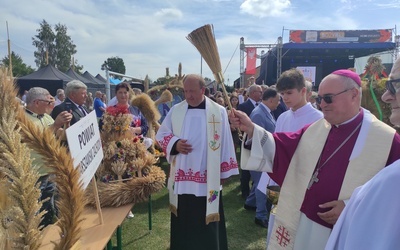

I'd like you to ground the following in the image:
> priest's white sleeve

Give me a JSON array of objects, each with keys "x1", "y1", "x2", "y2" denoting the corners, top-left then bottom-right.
[{"x1": 240, "y1": 124, "x2": 275, "y2": 172}]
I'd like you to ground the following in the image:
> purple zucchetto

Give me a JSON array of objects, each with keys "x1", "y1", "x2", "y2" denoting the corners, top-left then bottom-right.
[{"x1": 331, "y1": 69, "x2": 362, "y2": 86}]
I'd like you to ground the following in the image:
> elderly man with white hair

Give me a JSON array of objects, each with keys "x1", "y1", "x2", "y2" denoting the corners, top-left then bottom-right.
[
  {"x1": 25, "y1": 87, "x2": 72, "y2": 227},
  {"x1": 54, "y1": 88, "x2": 65, "y2": 106},
  {"x1": 51, "y1": 80, "x2": 88, "y2": 126}
]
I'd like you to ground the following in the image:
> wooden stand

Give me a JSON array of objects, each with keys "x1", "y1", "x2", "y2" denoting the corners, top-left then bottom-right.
[{"x1": 39, "y1": 203, "x2": 134, "y2": 250}]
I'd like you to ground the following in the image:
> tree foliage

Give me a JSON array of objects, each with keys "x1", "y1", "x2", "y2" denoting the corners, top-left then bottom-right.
[
  {"x1": 54, "y1": 23, "x2": 77, "y2": 72},
  {"x1": 1, "y1": 51, "x2": 35, "y2": 77},
  {"x1": 32, "y1": 20, "x2": 55, "y2": 68},
  {"x1": 101, "y1": 57, "x2": 126, "y2": 80},
  {"x1": 32, "y1": 20, "x2": 81, "y2": 72}
]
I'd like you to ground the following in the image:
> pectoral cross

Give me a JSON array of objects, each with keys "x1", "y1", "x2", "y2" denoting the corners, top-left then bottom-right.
[{"x1": 307, "y1": 169, "x2": 319, "y2": 190}]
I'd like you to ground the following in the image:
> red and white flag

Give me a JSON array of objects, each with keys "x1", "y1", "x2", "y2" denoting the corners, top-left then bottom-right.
[{"x1": 245, "y1": 47, "x2": 257, "y2": 74}]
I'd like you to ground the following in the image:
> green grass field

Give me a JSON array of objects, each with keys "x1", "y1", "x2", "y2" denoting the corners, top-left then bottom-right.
[{"x1": 118, "y1": 173, "x2": 267, "y2": 250}]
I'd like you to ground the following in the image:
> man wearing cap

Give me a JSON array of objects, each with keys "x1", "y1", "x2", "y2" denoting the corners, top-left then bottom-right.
[{"x1": 230, "y1": 69, "x2": 400, "y2": 250}]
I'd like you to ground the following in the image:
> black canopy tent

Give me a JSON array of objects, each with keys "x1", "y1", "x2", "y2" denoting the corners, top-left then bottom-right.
[
  {"x1": 65, "y1": 68, "x2": 106, "y2": 96},
  {"x1": 17, "y1": 65, "x2": 73, "y2": 96},
  {"x1": 257, "y1": 41, "x2": 396, "y2": 88},
  {"x1": 95, "y1": 74, "x2": 107, "y2": 83},
  {"x1": 65, "y1": 68, "x2": 94, "y2": 85},
  {"x1": 82, "y1": 71, "x2": 106, "y2": 85}
]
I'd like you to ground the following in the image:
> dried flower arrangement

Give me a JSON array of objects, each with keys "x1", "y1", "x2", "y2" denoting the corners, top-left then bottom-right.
[
  {"x1": 101, "y1": 105, "x2": 131, "y2": 135},
  {"x1": 86, "y1": 103, "x2": 166, "y2": 207}
]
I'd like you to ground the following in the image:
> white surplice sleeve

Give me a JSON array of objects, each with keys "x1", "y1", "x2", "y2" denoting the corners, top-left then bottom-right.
[{"x1": 240, "y1": 124, "x2": 276, "y2": 172}]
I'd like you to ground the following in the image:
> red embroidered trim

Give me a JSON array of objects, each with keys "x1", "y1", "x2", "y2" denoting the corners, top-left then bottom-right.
[
  {"x1": 221, "y1": 157, "x2": 238, "y2": 172},
  {"x1": 175, "y1": 169, "x2": 206, "y2": 183},
  {"x1": 158, "y1": 134, "x2": 174, "y2": 154},
  {"x1": 174, "y1": 157, "x2": 237, "y2": 184}
]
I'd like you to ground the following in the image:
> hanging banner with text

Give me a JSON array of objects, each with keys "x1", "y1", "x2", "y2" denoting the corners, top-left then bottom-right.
[
  {"x1": 245, "y1": 47, "x2": 257, "y2": 75},
  {"x1": 289, "y1": 29, "x2": 392, "y2": 43},
  {"x1": 66, "y1": 111, "x2": 103, "y2": 190}
]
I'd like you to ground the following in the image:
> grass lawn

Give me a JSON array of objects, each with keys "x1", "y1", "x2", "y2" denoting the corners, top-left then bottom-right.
[{"x1": 118, "y1": 172, "x2": 267, "y2": 250}]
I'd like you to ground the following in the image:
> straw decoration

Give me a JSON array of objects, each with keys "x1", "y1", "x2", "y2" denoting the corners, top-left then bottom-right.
[
  {"x1": 0, "y1": 67, "x2": 85, "y2": 249},
  {"x1": 186, "y1": 24, "x2": 232, "y2": 110},
  {"x1": 0, "y1": 68, "x2": 43, "y2": 249},
  {"x1": 17, "y1": 104, "x2": 85, "y2": 250},
  {"x1": 187, "y1": 24, "x2": 242, "y2": 138}
]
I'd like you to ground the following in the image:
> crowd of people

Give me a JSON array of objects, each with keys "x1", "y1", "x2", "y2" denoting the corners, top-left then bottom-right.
[{"x1": 15, "y1": 56, "x2": 400, "y2": 249}]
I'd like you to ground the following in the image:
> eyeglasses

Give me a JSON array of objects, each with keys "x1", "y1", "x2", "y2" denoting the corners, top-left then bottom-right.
[
  {"x1": 386, "y1": 78, "x2": 400, "y2": 95},
  {"x1": 36, "y1": 99, "x2": 55, "y2": 105},
  {"x1": 316, "y1": 88, "x2": 352, "y2": 105}
]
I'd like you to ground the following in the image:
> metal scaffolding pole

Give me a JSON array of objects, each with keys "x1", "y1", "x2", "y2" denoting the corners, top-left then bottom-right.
[
  {"x1": 240, "y1": 38, "x2": 279, "y2": 88},
  {"x1": 277, "y1": 36, "x2": 283, "y2": 79},
  {"x1": 240, "y1": 37, "x2": 245, "y2": 88}
]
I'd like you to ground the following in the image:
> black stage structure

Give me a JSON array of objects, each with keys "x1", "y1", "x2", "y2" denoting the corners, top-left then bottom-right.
[
  {"x1": 257, "y1": 42, "x2": 396, "y2": 88},
  {"x1": 249, "y1": 29, "x2": 398, "y2": 89}
]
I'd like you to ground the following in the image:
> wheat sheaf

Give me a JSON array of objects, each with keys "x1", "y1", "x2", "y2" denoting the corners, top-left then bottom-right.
[{"x1": 0, "y1": 68, "x2": 85, "y2": 249}]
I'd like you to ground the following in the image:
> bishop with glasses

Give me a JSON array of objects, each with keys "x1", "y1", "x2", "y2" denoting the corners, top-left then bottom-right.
[{"x1": 229, "y1": 69, "x2": 400, "y2": 250}]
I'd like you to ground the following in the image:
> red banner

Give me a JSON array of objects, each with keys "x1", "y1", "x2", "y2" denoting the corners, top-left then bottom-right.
[{"x1": 245, "y1": 47, "x2": 257, "y2": 74}]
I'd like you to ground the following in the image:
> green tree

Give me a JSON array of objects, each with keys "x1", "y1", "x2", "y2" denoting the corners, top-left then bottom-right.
[
  {"x1": 32, "y1": 20, "x2": 80, "y2": 71},
  {"x1": 32, "y1": 20, "x2": 55, "y2": 68},
  {"x1": 54, "y1": 23, "x2": 77, "y2": 72},
  {"x1": 102, "y1": 57, "x2": 126, "y2": 80},
  {"x1": 1, "y1": 51, "x2": 35, "y2": 77},
  {"x1": 71, "y1": 59, "x2": 84, "y2": 74}
]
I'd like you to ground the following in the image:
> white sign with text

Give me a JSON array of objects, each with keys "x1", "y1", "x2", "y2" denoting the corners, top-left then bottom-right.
[
  {"x1": 66, "y1": 110, "x2": 103, "y2": 189},
  {"x1": 297, "y1": 66, "x2": 316, "y2": 85}
]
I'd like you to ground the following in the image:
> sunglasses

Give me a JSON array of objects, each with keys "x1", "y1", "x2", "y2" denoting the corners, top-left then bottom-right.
[
  {"x1": 386, "y1": 78, "x2": 400, "y2": 95},
  {"x1": 36, "y1": 99, "x2": 55, "y2": 105},
  {"x1": 316, "y1": 88, "x2": 352, "y2": 105}
]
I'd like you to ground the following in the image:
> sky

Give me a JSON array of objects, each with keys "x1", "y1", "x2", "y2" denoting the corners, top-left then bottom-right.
[{"x1": 1, "y1": 0, "x2": 399, "y2": 85}]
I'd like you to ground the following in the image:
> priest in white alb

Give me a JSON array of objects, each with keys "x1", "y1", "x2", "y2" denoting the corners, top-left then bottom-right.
[
  {"x1": 230, "y1": 69, "x2": 400, "y2": 250},
  {"x1": 156, "y1": 74, "x2": 239, "y2": 250}
]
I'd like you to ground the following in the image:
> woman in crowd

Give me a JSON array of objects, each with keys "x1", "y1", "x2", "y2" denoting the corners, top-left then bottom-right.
[
  {"x1": 86, "y1": 92, "x2": 94, "y2": 111},
  {"x1": 229, "y1": 95, "x2": 239, "y2": 110},
  {"x1": 216, "y1": 96, "x2": 226, "y2": 107},
  {"x1": 229, "y1": 95, "x2": 241, "y2": 150},
  {"x1": 114, "y1": 82, "x2": 148, "y2": 137}
]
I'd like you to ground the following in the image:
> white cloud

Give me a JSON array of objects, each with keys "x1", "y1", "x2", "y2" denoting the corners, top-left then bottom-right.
[
  {"x1": 154, "y1": 8, "x2": 183, "y2": 21},
  {"x1": 240, "y1": 0, "x2": 291, "y2": 18},
  {"x1": 376, "y1": 1, "x2": 400, "y2": 8},
  {"x1": 0, "y1": 0, "x2": 399, "y2": 85}
]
